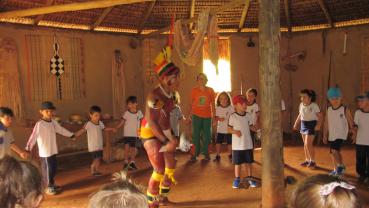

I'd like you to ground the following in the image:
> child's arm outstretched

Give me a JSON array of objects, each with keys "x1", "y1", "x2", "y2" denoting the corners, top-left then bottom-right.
[
  {"x1": 10, "y1": 143, "x2": 29, "y2": 159},
  {"x1": 53, "y1": 121, "x2": 75, "y2": 139},
  {"x1": 293, "y1": 114, "x2": 301, "y2": 131},
  {"x1": 25, "y1": 123, "x2": 39, "y2": 152},
  {"x1": 114, "y1": 119, "x2": 125, "y2": 132},
  {"x1": 346, "y1": 108, "x2": 355, "y2": 144},
  {"x1": 74, "y1": 128, "x2": 86, "y2": 138},
  {"x1": 323, "y1": 114, "x2": 329, "y2": 144}
]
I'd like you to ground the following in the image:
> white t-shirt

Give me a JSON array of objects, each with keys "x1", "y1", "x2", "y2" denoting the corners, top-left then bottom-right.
[
  {"x1": 26, "y1": 119, "x2": 74, "y2": 157},
  {"x1": 84, "y1": 121, "x2": 105, "y2": 152},
  {"x1": 170, "y1": 105, "x2": 184, "y2": 137},
  {"x1": 246, "y1": 103, "x2": 260, "y2": 126},
  {"x1": 216, "y1": 105, "x2": 234, "y2": 134},
  {"x1": 354, "y1": 110, "x2": 369, "y2": 146},
  {"x1": 228, "y1": 112, "x2": 253, "y2": 150},
  {"x1": 327, "y1": 106, "x2": 348, "y2": 141},
  {"x1": 299, "y1": 102, "x2": 320, "y2": 121},
  {"x1": 0, "y1": 124, "x2": 14, "y2": 159},
  {"x1": 122, "y1": 110, "x2": 143, "y2": 137}
]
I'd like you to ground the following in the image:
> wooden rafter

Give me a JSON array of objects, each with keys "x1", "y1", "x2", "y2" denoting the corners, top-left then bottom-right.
[
  {"x1": 91, "y1": 6, "x2": 113, "y2": 30},
  {"x1": 0, "y1": 0, "x2": 154, "y2": 18},
  {"x1": 33, "y1": 0, "x2": 54, "y2": 25},
  {"x1": 284, "y1": 0, "x2": 291, "y2": 33},
  {"x1": 317, "y1": 0, "x2": 333, "y2": 27},
  {"x1": 189, "y1": 0, "x2": 196, "y2": 30},
  {"x1": 238, "y1": 0, "x2": 250, "y2": 32},
  {"x1": 137, "y1": 0, "x2": 156, "y2": 34},
  {"x1": 146, "y1": 0, "x2": 247, "y2": 37}
]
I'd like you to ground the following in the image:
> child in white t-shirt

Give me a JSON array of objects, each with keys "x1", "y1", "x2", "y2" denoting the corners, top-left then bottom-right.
[
  {"x1": 75, "y1": 106, "x2": 115, "y2": 176},
  {"x1": 293, "y1": 89, "x2": 322, "y2": 169},
  {"x1": 0, "y1": 107, "x2": 29, "y2": 159},
  {"x1": 115, "y1": 96, "x2": 143, "y2": 170},
  {"x1": 246, "y1": 88, "x2": 260, "y2": 146},
  {"x1": 228, "y1": 95, "x2": 258, "y2": 189},
  {"x1": 25, "y1": 101, "x2": 76, "y2": 195},
  {"x1": 323, "y1": 88, "x2": 354, "y2": 176},
  {"x1": 214, "y1": 92, "x2": 234, "y2": 162},
  {"x1": 353, "y1": 92, "x2": 369, "y2": 183}
]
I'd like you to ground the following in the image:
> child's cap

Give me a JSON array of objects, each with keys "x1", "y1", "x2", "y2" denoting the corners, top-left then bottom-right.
[
  {"x1": 40, "y1": 101, "x2": 56, "y2": 110},
  {"x1": 233, "y1": 95, "x2": 247, "y2": 105},
  {"x1": 356, "y1": 95, "x2": 365, "y2": 101},
  {"x1": 327, "y1": 87, "x2": 342, "y2": 99}
]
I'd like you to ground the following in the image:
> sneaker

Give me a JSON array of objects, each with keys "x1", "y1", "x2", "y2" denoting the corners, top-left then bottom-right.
[
  {"x1": 300, "y1": 161, "x2": 309, "y2": 167},
  {"x1": 308, "y1": 161, "x2": 317, "y2": 169},
  {"x1": 232, "y1": 177, "x2": 241, "y2": 189},
  {"x1": 93, "y1": 172, "x2": 103, "y2": 177},
  {"x1": 45, "y1": 187, "x2": 58, "y2": 195},
  {"x1": 228, "y1": 154, "x2": 232, "y2": 161},
  {"x1": 129, "y1": 161, "x2": 138, "y2": 170},
  {"x1": 189, "y1": 156, "x2": 197, "y2": 162},
  {"x1": 248, "y1": 180, "x2": 257, "y2": 188},
  {"x1": 336, "y1": 166, "x2": 346, "y2": 176},
  {"x1": 213, "y1": 155, "x2": 221, "y2": 162},
  {"x1": 329, "y1": 170, "x2": 337, "y2": 176}
]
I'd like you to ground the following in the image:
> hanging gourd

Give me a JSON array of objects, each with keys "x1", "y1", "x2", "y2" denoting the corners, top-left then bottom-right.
[{"x1": 50, "y1": 35, "x2": 64, "y2": 99}]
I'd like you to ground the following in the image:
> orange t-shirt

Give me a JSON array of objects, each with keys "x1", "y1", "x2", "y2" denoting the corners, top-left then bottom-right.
[{"x1": 190, "y1": 87, "x2": 215, "y2": 118}]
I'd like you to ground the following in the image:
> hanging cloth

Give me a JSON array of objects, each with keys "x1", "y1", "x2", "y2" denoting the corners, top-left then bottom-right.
[
  {"x1": 50, "y1": 35, "x2": 64, "y2": 99},
  {"x1": 112, "y1": 50, "x2": 126, "y2": 119}
]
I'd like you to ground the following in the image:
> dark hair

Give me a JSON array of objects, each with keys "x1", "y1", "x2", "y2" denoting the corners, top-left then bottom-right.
[
  {"x1": 300, "y1": 89, "x2": 317, "y2": 102},
  {"x1": 0, "y1": 156, "x2": 43, "y2": 208},
  {"x1": 126, "y1": 96, "x2": 138, "y2": 104},
  {"x1": 0, "y1": 107, "x2": 14, "y2": 118},
  {"x1": 216, "y1": 92, "x2": 231, "y2": 107},
  {"x1": 247, "y1": 88, "x2": 258, "y2": 97},
  {"x1": 89, "y1": 105, "x2": 102, "y2": 114},
  {"x1": 290, "y1": 174, "x2": 360, "y2": 208},
  {"x1": 196, "y1": 73, "x2": 208, "y2": 81}
]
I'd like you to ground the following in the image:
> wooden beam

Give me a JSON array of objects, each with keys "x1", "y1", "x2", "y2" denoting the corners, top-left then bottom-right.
[
  {"x1": 0, "y1": 0, "x2": 154, "y2": 18},
  {"x1": 259, "y1": 0, "x2": 285, "y2": 207},
  {"x1": 283, "y1": 0, "x2": 291, "y2": 34},
  {"x1": 91, "y1": 6, "x2": 113, "y2": 30},
  {"x1": 317, "y1": 0, "x2": 333, "y2": 27},
  {"x1": 137, "y1": 0, "x2": 156, "y2": 34},
  {"x1": 189, "y1": 0, "x2": 196, "y2": 30},
  {"x1": 146, "y1": 0, "x2": 246, "y2": 37},
  {"x1": 34, "y1": 0, "x2": 54, "y2": 25},
  {"x1": 238, "y1": 0, "x2": 250, "y2": 32}
]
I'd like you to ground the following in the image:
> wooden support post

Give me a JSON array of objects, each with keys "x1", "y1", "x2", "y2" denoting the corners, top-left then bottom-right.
[
  {"x1": 0, "y1": 0, "x2": 154, "y2": 18},
  {"x1": 259, "y1": 0, "x2": 285, "y2": 207},
  {"x1": 146, "y1": 0, "x2": 246, "y2": 37},
  {"x1": 317, "y1": 0, "x2": 333, "y2": 27},
  {"x1": 137, "y1": 0, "x2": 156, "y2": 34},
  {"x1": 189, "y1": 0, "x2": 196, "y2": 30},
  {"x1": 238, "y1": 0, "x2": 250, "y2": 32},
  {"x1": 283, "y1": 0, "x2": 292, "y2": 35},
  {"x1": 33, "y1": 0, "x2": 54, "y2": 25},
  {"x1": 91, "y1": 6, "x2": 114, "y2": 30}
]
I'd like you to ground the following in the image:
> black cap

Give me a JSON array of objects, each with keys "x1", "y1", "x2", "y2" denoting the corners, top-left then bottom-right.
[
  {"x1": 40, "y1": 101, "x2": 56, "y2": 110},
  {"x1": 356, "y1": 95, "x2": 365, "y2": 101}
]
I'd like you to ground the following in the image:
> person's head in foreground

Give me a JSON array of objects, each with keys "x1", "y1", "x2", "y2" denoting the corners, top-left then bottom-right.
[
  {"x1": 300, "y1": 89, "x2": 317, "y2": 105},
  {"x1": 0, "y1": 155, "x2": 43, "y2": 208},
  {"x1": 327, "y1": 87, "x2": 342, "y2": 108},
  {"x1": 233, "y1": 95, "x2": 247, "y2": 113},
  {"x1": 88, "y1": 171, "x2": 147, "y2": 208},
  {"x1": 290, "y1": 174, "x2": 360, "y2": 208}
]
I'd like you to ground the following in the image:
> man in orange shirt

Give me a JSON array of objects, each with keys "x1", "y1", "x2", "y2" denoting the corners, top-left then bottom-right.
[{"x1": 189, "y1": 73, "x2": 216, "y2": 161}]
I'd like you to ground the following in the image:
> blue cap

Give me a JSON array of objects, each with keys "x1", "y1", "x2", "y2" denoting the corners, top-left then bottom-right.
[{"x1": 327, "y1": 87, "x2": 342, "y2": 99}]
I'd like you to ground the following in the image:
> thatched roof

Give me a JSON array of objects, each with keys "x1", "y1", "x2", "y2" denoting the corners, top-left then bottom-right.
[{"x1": 0, "y1": 0, "x2": 368, "y2": 35}]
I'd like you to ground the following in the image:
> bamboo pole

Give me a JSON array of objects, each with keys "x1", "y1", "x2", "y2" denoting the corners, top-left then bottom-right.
[
  {"x1": 0, "y1": 0, "x2": 154, "y2": 18},
  {"x1": 91, "y1": 6, "x2": 114, "y2": 30},
  {"x1": 145, "y1": 0, "x2": 246, "y2": 37},
  {"x1": 259, "y1": 0, "x2": 285, "y2": 207},
  {"x1": 237, "y1": 0, "x2": 250, "y2": 32}
]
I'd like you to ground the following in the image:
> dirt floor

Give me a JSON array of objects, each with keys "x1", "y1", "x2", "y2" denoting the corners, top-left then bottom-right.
[{"x1": 40, "y1": 142, "x2": 369, "y2": 208}]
